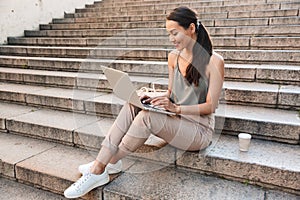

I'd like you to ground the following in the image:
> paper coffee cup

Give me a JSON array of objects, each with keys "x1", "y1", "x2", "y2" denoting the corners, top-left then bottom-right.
[{"x1": 238, "y1": 133, "x2": 252, "y2": 152}]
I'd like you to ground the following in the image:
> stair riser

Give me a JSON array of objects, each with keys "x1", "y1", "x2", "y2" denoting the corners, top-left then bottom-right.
[
  {"x1": 75, "y1": 3, "x2": 284, "y2": 14},
  {"x1": 217, "y1": 116, "x2": 300, "y2": 144},
  {"x1": 56, "y1": 9, "x2": 299, "y2": 26},
  {"x1": 42, "y1": 15, "x2": 300, "y2": 30},
  {"x1": 228, "y1": 9, "x2": 299, "y2": 19},
  {"x1": 64, "y1": 12, "x2": 229, "y2": 21},
  {"x1": 91, "y1": 0, "x2": 224, "y2": 8},
  {"x1": 7, "y1": 37, "x2": 300, "y2": 50},
  {"x1": 177, "y1": 152, "x2": 300, "y2": 194},
  {"x1": 58, "y1": 9, "x2": 299, "y2": 24},
  {"x1": 24, "y1": 25, "x2": 300, "y2": 38},
  {"x1": 1, "y1": 57, "x2": 300, "y2": 85},
  {"x1": 97, "y1": 0, "x2": 292, "y2": 7},
  {"x1": 67, "y1": 7, "x2": 299, "y2": 20},
  {"x1": 1, "y1": 48, "x2": 300, "y2": 65},
  {"x1": 2, "y1": 87, "x2": 298, "y2": 112},
  {"x1": 0, "y1": 69, "x2": 299, "y2": 110}
]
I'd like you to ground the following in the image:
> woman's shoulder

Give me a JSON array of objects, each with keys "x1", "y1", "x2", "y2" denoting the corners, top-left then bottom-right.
[
  {"x1": 211, "y1": 52, "x2": 224, "y2": 66},
  {"x1": 206, "y1": 52, "x2": 225, "y2": 78},
  {"x1": 208, "y1": 52, "x2": 225, "y2": 70},
  {"x1": 168, "y1": 50, "x2": 180, "y2": 68}
]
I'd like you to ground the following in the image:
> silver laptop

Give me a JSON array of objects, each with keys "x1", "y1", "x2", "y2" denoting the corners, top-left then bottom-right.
[{"x1": 102, "y1": 66, "x2": 176, "y2": 116}]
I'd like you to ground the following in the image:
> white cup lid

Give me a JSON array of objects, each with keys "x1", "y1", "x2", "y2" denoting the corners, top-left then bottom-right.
[{"x1": 238, "y1": 133, "x2": 252, "y2": 139}]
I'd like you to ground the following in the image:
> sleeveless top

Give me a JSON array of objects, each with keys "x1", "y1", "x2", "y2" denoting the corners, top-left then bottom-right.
[{"x1": 170, "y1": 52, "x2": 215, "y2": 130}]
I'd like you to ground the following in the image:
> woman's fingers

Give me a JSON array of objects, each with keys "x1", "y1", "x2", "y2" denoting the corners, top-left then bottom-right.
[{"x1": 151, "y1": 97, "x2": 170, "y2": 107}]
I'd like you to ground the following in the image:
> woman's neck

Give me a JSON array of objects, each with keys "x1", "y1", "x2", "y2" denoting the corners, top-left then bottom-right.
[{"x1": 181, "y1": 48, "x2": 193, "y2": 62}]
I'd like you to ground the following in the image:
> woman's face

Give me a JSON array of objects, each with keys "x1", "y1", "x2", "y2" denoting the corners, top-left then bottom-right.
[{"x1": 166, "y1": 20, "x2": 196, "y2": 51}]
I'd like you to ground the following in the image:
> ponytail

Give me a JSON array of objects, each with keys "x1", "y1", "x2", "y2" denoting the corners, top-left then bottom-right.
[{"x1": 186, "y1": 22, "x2": 212, "y2": 86}]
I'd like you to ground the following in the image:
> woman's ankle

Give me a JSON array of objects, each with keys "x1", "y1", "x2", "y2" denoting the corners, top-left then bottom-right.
[{"x1": 90, "y1": 160, "x2": 106, "y2": 175}]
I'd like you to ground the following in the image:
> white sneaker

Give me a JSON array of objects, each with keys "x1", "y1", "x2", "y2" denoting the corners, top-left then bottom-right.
[
  {"x1": 78, "y1": 160, "x2": 122, "y2": 175},
  {"x1": 64, "y1": 169, "x2": 109, "y2": 199}
]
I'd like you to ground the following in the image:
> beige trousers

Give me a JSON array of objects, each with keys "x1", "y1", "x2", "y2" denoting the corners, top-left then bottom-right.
[{"x1": 97, "y1": 103, "x2": 213, "y2": 164}]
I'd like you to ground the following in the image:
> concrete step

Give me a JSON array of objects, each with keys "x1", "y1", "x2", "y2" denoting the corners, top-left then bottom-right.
[
  {"x1": 0, "y1": 127, "x2": 299, "y2": 197},
  {"x1": 0, "y1": 55, "x2": 300, "y2": 85},
  {"x1": 0, "y1": 62, "x2": 299, "y2": 87},
  {"x1": 0, "y1": 73, "x2": 299, "y2": 110},
  {"x1": 0, "y1": 66, "x2": 299, "y2": 108},
  {"x1": 74, "y1": 2, "x2": 296, "y2": 15},
  {"x1": 7, "y1": 36, "x2": 300, "y2": 50},
  {"x1": 0, "y1": 82, "x2": 299, "y2": 143},
  {"x1": 24, "y1": 25, "x2": 300, "y2": 38},
  {"x1": 0, "y1": 45, "x2": 300, "y2": 67},
  {"x1": 0, "y1": 178, "x2": 67, "y2": 200},
  {"x1": 40, "y1": 14, "x2": 300, "y2": 30},
  {"x1": 56, "y1": 8, "x2": 299, "y2": 23},
  {"x1": 64, "y1": 11, "x2": 228, "y2": 20},
  {"x1": 1, "y1": 47, "x2": 300, "y2": 65},
  {"x1": 97, "y1": 0, "x2": 300, "y2": 7},
  {"x1": 93, "y1": 0, "x2": 225, "y2": 8}
]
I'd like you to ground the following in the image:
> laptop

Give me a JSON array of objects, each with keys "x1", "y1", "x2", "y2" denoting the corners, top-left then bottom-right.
[{"x1": 102, "y1": 66, "x2": 176, "y2": 116}]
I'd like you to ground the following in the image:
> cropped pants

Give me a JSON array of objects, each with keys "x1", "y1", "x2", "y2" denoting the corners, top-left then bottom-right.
[{"x1": 97, "y1": 103, "x2": 213, "y2": 164}]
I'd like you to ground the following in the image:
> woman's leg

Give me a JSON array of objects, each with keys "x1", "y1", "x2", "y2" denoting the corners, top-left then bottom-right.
[
  {"x1": 107, "y1": 111, "x2": 212, "y2": 165},
  {"x1": 90, "y1": 103, "x2": 141, "y2": 174}
]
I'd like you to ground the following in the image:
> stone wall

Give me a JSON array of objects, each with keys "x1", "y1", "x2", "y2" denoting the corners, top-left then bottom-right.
[{"x1": 0, "y1": 0, "x2": 97, "y2": 44}]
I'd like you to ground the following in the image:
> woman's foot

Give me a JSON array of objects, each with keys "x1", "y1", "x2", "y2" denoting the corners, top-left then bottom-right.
[
  {"x1": 78, "y1": 160, "x2": 122, "y2": 175},
  {"x1": 64, "y1": 169, "x2": 109, "y2": 199}
]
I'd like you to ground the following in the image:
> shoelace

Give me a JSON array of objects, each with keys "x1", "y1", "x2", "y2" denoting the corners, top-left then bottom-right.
[{"x1": 74, "y1": 174, "x2": 92, "y2": 191}]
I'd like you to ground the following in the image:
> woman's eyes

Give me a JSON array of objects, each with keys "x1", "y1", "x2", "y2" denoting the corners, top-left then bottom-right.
[{"x1": 168, "y1": 32, "x2": 178, "y2": 36}]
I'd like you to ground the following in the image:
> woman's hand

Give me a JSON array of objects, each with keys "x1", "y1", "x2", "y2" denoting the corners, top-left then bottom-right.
[{"x1": 150, "y1": 96, "x2": 180, "y2": 114}]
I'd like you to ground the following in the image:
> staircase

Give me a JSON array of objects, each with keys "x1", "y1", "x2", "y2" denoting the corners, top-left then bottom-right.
[{"x1": 0, "y1": 0, "x2": 299, "y2": 199}]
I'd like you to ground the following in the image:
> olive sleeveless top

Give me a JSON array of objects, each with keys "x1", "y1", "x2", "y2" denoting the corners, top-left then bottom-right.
[
  {"x1": 170, "y1": 55, "x2": 208, "y2": 105},
  {"x1": 169, "y1": 53, "x2": 215, "y2": 130}
]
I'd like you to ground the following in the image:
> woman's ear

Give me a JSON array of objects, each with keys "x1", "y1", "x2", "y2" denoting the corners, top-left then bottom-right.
[{"x1": 189, "y1": 23, "x2": 196, "y2": 34}]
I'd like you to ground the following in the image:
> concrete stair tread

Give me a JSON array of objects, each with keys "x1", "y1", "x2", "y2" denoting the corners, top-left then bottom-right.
[
  {"x1": 0, "y1": 56, "x2": 299, "y2": 85},
  {"x1": 39, "y1": 15, "x2": 300, "y2": 30},
  {"x1": 53, "y1": 9, "x2": 300, "y2": 23},
  {"x1": 105, "y1": 161, "x2": 300, "y2": 200},
  {"x1": 10, "y1": 36, "x2": 300, "y2": 50},
  {"x1": 1, "y1": 65, "x2": 299, "y2": 94},
  {"x1": 74, "y1": 2, "x2": 299, "y2": 14},
  {"x1": 1, "y1": 46, "x2": 300, "y2": 65},
  {"x1": 0, "y1": 130, "x2": 299, "y2": 197},
  {"x1": 1, "y1": 61, "x2": 299, "y2": 86},
  {"x1": 63, "y1": 8, "x2": 299, "y2": 19},
  {"x1": 24, "y1": 25, "x2": 300, "y2": 37},
  {"x1": 0, "y1": 178, "x2": 66, "y2": 200},
  {"x1": 0, "y1": 53, "x2": 299, "y2": 65},
  {"x1": 0, "y1": 75, "x2": 299, "y2": 109}
]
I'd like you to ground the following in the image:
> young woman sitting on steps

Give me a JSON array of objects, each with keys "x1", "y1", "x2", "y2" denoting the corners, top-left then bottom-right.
[{"x1": 64, "y1": 6, "x2": 224, "y2": 198}]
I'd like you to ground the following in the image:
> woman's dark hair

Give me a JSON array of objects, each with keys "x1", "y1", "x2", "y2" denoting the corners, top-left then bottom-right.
[{"x1": 166, "y1": 6, "x2": 213, "y2": 86}]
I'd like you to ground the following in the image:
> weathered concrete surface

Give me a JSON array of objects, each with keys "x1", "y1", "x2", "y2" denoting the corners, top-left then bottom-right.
[
  {"x1": 0, "y1": 133, "x2": 55, "y2": 178},
  {"x1": 0, "y1": 102, "x2": 38, "y2": 131},
  {"x1": 0, "y1": 178, "x2": 67, "y2": 200},
  {"x1": 176, "y1": 135, "x2": 300, "y2": 193},
  {"x1": 104, "y1": 160, "x2": 266, "y2": 200}
]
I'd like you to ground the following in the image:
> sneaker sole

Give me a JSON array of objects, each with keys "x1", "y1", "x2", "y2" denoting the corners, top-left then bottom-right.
[{"x1": 64, "y1": 177, "x2": 110, "y2": 198}]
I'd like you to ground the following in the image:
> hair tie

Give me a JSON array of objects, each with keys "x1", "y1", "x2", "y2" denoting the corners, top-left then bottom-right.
[{"x1": 197, "y1": 21, "x2": 202, "y2": 27}]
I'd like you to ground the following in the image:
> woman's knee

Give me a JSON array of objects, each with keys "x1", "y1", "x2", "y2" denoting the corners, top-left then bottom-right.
[{"x1": 119, "y1": 135, "x2": 147, "y2": 153}]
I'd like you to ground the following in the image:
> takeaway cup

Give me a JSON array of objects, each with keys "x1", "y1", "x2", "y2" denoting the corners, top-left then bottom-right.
[{"x1": 238, "y1": 133, "x2": 252, "y2": 152}]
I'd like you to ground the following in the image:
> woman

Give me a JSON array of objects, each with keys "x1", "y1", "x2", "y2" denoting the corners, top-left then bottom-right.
[{"x1": 64, "y1": 6, "x2": 224, "y2": 198}]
